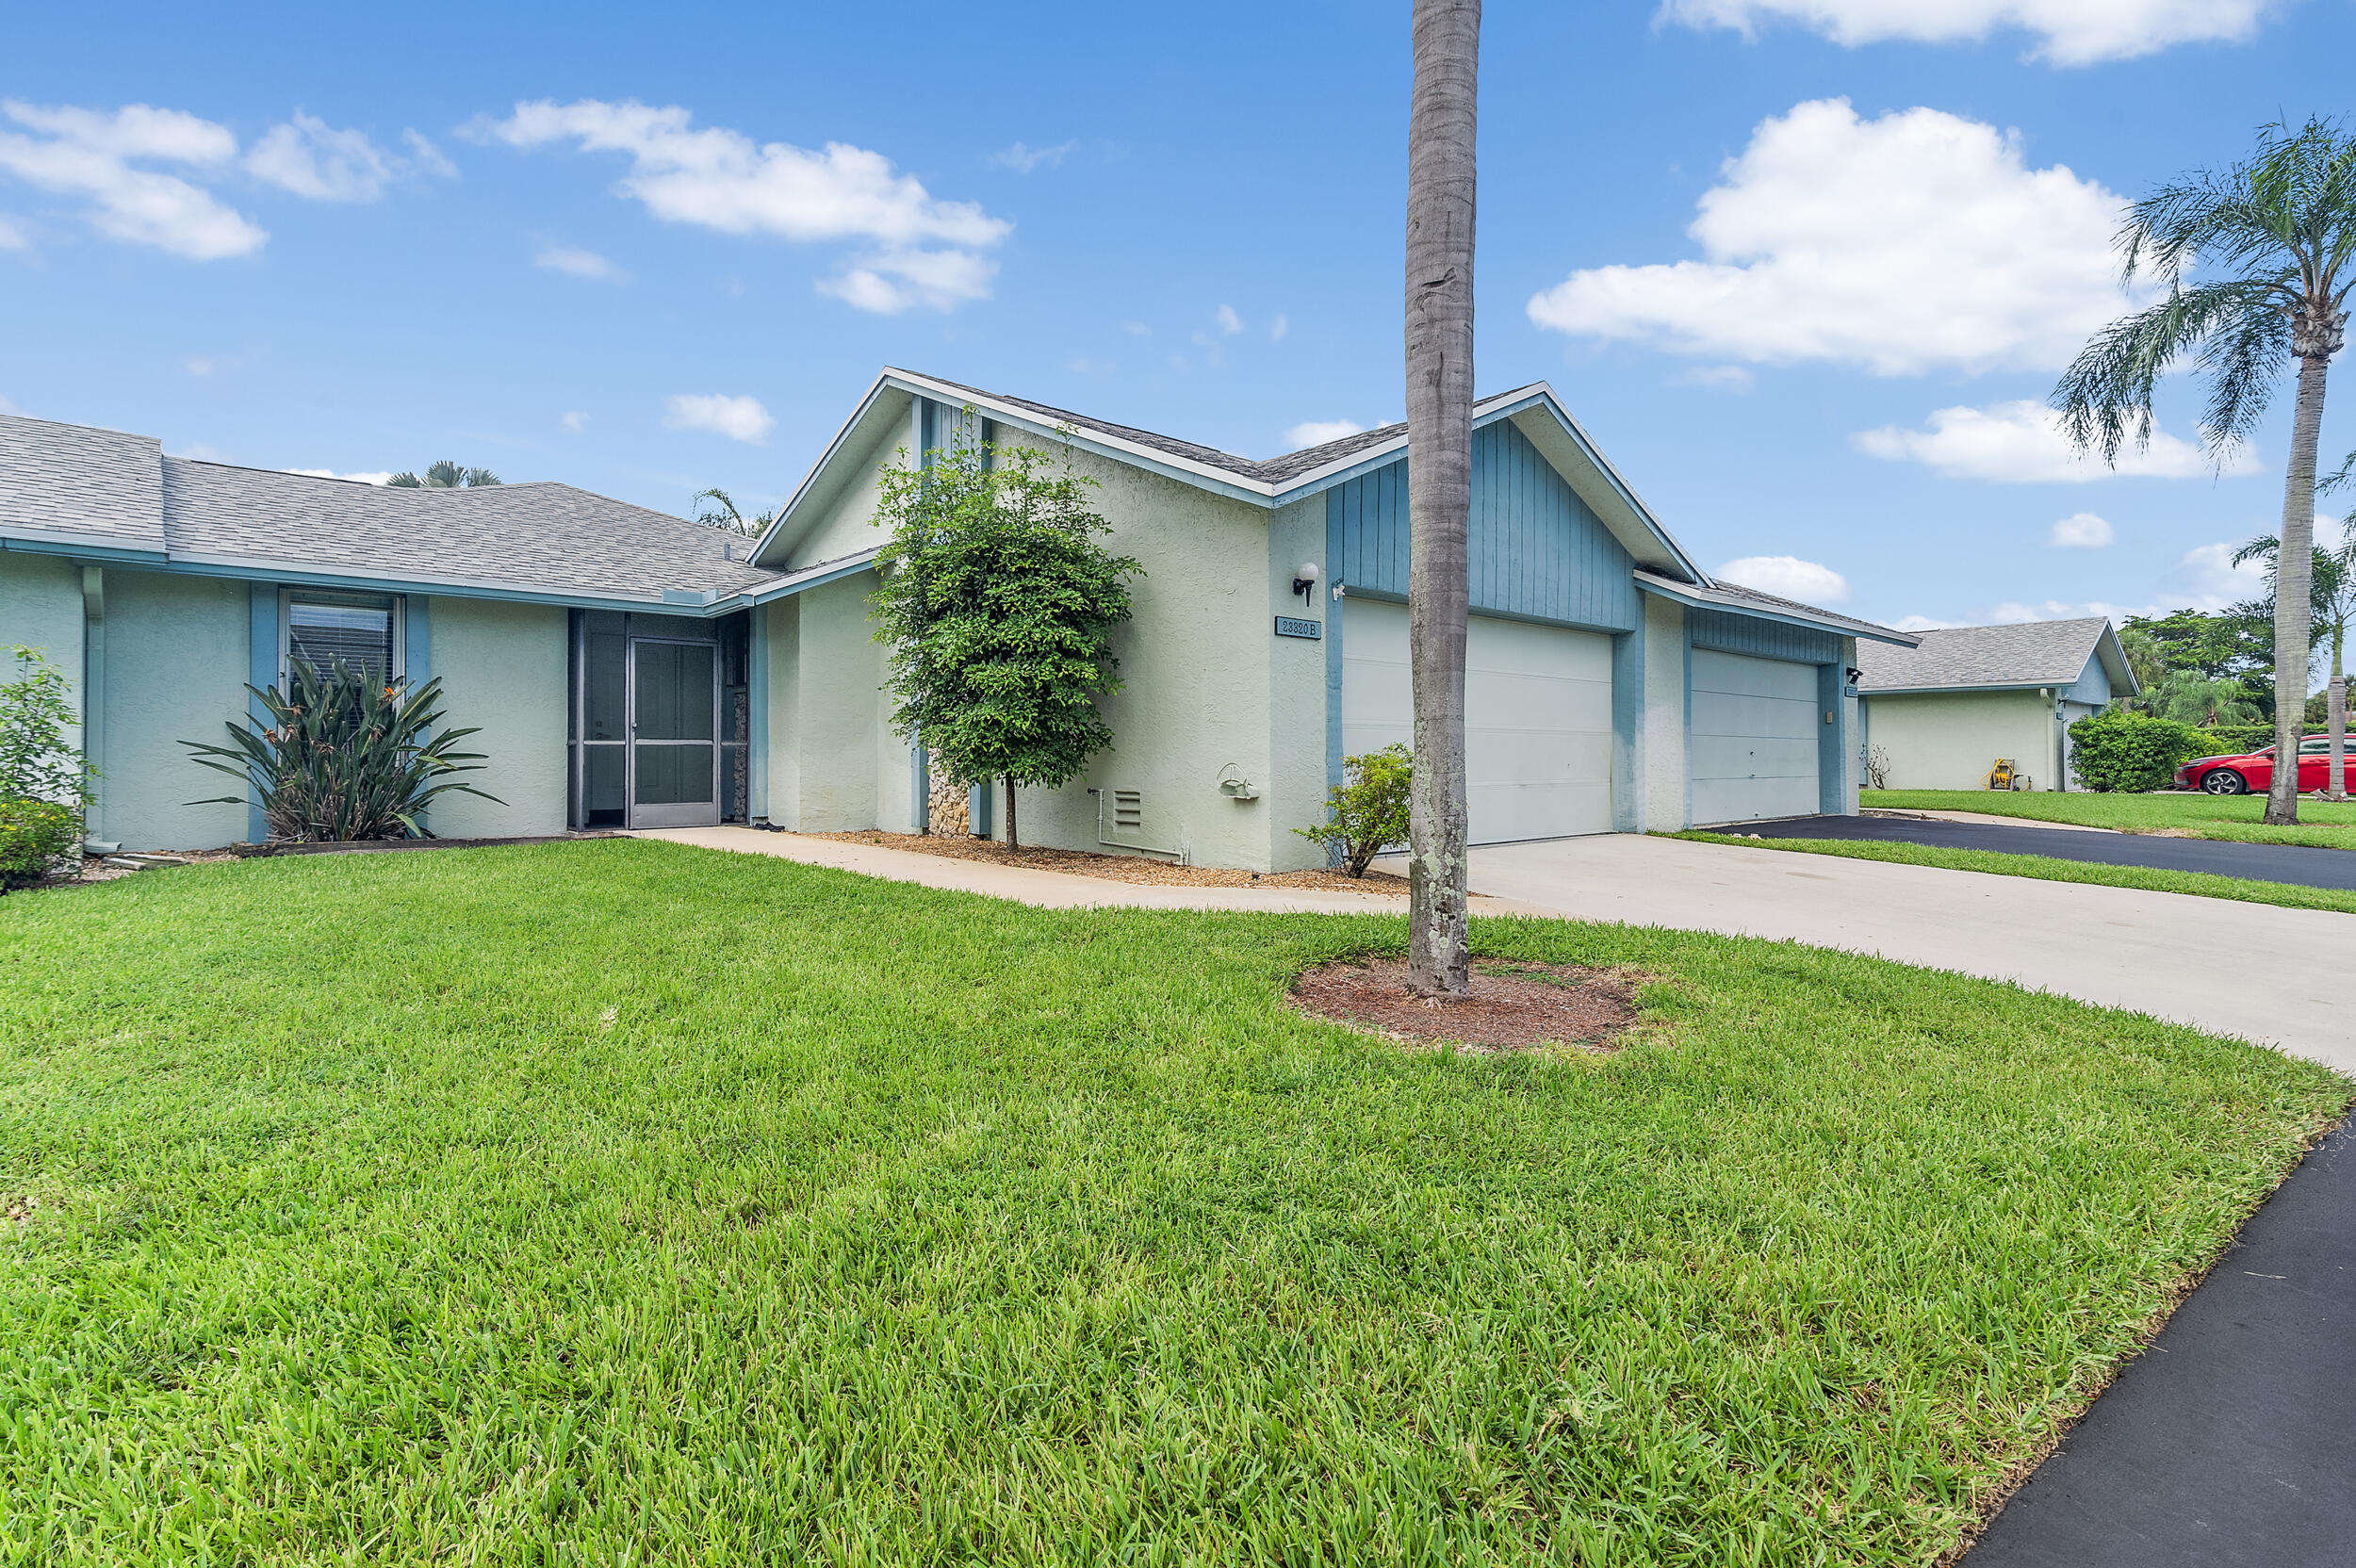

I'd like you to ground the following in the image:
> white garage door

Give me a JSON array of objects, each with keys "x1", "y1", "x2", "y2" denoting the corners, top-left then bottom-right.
[
  {"x1": 1343, "y1": 599, "x2": 1612, "y2": 844},
  {"x1": 1689, "y1": 648, "x2": 1820, "y2": 824}
]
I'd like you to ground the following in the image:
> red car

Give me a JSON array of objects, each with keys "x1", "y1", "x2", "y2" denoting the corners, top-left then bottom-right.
[{"x1": 2177, "y1": 736, "x2": 2356, "y2": 794}]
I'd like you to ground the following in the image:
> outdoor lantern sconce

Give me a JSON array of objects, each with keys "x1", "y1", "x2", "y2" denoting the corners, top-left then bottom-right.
[{"x1": 1292, "y1": 561, "x2": 1320, "y2": 605}]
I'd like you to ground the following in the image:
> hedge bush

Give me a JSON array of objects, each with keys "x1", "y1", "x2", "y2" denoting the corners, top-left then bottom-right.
[
  {"x1": 0, "y1": 798, "x2": 81, "y2": 888},
  {"x1": 2068, "y1": 712, "x2": 2210, "y2": 792}
]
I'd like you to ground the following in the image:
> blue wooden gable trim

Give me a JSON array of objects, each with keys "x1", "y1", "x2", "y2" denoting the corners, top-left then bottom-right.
[
  {"x1": 1326, "y1": 421, "x2": 1639, "y2": 634},
  {"x1": 1685, "y1": 606, "x2": 1840, "y2": 665}
]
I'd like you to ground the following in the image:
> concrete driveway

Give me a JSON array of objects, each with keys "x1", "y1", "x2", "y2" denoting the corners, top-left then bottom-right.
[
  {"x1": 1449, "y1": 834, "x2": 2356, "y2": 1073},
  {"x1": 1743, "y1": 812, "x2": 2356, "y2": 891}
]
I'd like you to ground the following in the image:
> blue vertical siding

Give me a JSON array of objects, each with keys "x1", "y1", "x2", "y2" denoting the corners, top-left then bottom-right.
[
  {"x1": 1685, "y1": 607, "x2": 1840, "y2": 664},
  {"x1": 1327, "y1": 421, "x2": 1638, "y2": 633},
  {"x1": 2062, "y1": 652, "x2": 2111, "y2": 707}
]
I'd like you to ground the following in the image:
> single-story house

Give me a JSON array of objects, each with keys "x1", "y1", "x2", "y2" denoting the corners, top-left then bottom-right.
[
  {"x1": 0, "y1": 369, "x2": 1914, "y2": 864},
  {"x1": 1855, "y1": 617, "x2": 2137, "y2": 792}
]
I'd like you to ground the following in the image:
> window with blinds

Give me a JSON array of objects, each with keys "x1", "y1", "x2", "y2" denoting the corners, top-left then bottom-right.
[{"x1": 286, "y1": 593, "x2": 401, "y2": 684}]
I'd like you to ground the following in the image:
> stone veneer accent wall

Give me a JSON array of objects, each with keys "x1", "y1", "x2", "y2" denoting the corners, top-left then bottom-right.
[{"x1": 927, "y1": 760, "x2": 971, "y2": 837}]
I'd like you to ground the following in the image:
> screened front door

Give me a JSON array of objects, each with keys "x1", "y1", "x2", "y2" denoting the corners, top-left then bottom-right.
[{"x1": 629, "y1": 638, "x2": 720, "y2": 828}]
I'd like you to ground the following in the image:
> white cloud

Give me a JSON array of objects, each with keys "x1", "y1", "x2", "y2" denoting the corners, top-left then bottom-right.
[
  {"x1": 1215, "y1": 303, "x2": 1243, "y2": 335},
  {"x1": 1121, "y1": 320, "x2": 1151, "y2": 337},
  {"x1": 560, "y1": 410, "x2": 589, "y2": 433},
  {"x1": 1657, "y1": 0, "x2": 2280, "y2": 67},
  {"x1": 1528, "y1": 99, "x2": 2140, "y2": 376},
  {"x1": 664, "y1": 392, "x2": 773, "y2": 445},
  {"x1": 1892, "y1": 613, "x2": 1965, "y2": 632},
  {"x1": 0, "y1": 393, "x2": 20, "y2": 414},
  {"x1": 815, "y1": 244, "x2": 995, "y2": 313},
  {"x1": 0, "y1": 100, "x2": 263, "y2": 258},
  {"x1": 1270, "y1": 313, "x2": 1288, "y2": 341},
  {"x1": 1065, "y1": 356, "x2": 1117, "y2": 376},
  {"x1": 1717, "y1": 554, "x2": 1850, "y2": 604},
  {"x1": 535, "y1": 244, "x2": 623, "y2": 280},
  {"x1": 0, "y1": 215, "x2": 25, "y2": 250},
  {"x1": 1674, "y1": 364, "x2": 1755, "y2": 392},
  {"x1": 285, "y1": 466, "x2": 393, "y2": 484},
  {"x1": 479, "y1": 99, "x2": 1008, "y2": 313},
  {"x1": 1853, "y1": 400, "x2": 2242, "y2": 482},
  {"x1": 2047, "y1": 511, "x2": 2115, "y2": 547},
  {"x1": 1939, "y1": 537, "x2": 2273, "y2": 628},
  {"x1": 401, "y1": 129, "x2": 457, "y2": 180},
  {"x1": 1284, "y1": 419, "x2": 1365, "y2": 449},
  {"x1": 990, "y1": 139, "x2": 1074, "y2": 172},
  {"x1": 184, "y1": 353, "x2": 221, "y2": 378},
  {"x1": 246, "y1": 112, "x2": 397, "y2": 201}
]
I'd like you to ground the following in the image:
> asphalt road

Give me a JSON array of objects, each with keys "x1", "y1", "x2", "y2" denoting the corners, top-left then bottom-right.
[
  {"x1": 1740, "y1": 813, "x2": 2356, "y2": 892},
  {"x1": 1965, "y1": 1118, "x2": 2356, "y2": 1566}
]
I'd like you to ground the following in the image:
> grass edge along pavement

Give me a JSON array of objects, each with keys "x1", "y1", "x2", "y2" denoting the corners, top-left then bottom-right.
[
  {"x1": 1861, "y1": 788, "x2": 2356, "y2": 851},
  {"x1": 0, "y1": 837, "x2": 2347, "y2": 1566},
  {"x1": 1673, "y1": 828, "x2": 2356, "y2": 917}
]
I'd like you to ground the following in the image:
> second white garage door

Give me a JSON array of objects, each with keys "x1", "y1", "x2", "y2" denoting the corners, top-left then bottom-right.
[
  {"x1": 1689, "y1": 648, "x2": 1821, "y2": 824},
  {"x1": 1343, "y1": 599, "x2": 1612, "y2": 843}
]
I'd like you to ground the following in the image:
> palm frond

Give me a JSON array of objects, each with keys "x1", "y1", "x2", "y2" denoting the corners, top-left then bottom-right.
[{"x1": 2053, "y1": 281, "x2": 2283, "y2": 465}]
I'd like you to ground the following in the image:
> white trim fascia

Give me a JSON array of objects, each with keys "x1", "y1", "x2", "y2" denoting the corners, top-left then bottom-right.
[{"x1": 1859, "y1": 681, "x2": 2070, "y2": 696}]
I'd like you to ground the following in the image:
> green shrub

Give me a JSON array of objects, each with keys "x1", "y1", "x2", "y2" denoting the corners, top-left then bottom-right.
[
  {"x1": 183, "y1": 659, "x2": 501, "y2": 842},
  {"x1": 1296, "y1": 743, "x2": 1412, "y2": 876},
  {"x1": 0, "y1": 798, "x2": 80, "y2": 888},
  {"x1": 2198, "y1": 722, "x2": 2324, "y2": 755},
  {"x1": 2069, "y1": 711, "x2": 2209, "y2": 792}
]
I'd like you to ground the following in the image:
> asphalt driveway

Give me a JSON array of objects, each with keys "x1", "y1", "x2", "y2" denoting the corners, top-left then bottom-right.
[
  {"x1": 1963, "y1": 1117, "x2": 2356, "y2": 1566},
  {"x1": 1740, "y1": 812, "x2": 2356, "y2": 891},
  {"x1": 1456, "y1": 834, "x2": 2356, "y2": 1071}
]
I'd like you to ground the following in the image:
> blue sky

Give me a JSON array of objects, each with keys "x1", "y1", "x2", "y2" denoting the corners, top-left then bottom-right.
[{"x1": 5, "y1": 0, "x2": 2354, "y2": 631}]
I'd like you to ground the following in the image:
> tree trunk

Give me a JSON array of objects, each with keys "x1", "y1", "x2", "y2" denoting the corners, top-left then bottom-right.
[
  {"x1": 1402, "y1": 0, "x2": 1480, "y2": 998},
  {"x1": 2330, "y1": 673, "x2": 2347, "y2": 802},
  {"x1": 2266, "y1": 351, "x2": 2331, "y2": 825},
  {"x1": 1004, "y1": 775, "x2": 1018, "y2": 851}
]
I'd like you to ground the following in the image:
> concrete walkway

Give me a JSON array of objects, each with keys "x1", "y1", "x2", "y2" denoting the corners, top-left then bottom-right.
[
  {"x1": 1449, "y1": 835, "x2": 2356, "y2": 1072},
  {"x1": 636, "y1": 826, "x2": 2355, "y2": 1071},
  {"x1": 625, "y1": 826, "x2": 1548, "y2": 917}
]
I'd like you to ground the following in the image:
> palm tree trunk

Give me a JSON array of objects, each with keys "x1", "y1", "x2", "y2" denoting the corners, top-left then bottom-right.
[
  {"x1": 2266, "y1": 351, "x2": 2330, "y2": 825},
  {"x1": 1403, "y1": 0, "x2": 1480, "y2": 998}
]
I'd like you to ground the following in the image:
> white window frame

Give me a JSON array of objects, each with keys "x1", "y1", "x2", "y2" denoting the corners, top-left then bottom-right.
[{"x1": 279, "y1": 587, "x2": 406, "y2": 691}]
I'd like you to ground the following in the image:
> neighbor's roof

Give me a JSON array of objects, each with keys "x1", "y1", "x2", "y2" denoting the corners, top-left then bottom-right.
[
  {"x1": 1633, "y1": 570, "x2": 1919, "y2": 647},
  {"x1": 0, "y1": 411, "x2": 793, "y2": 611},
  {"x1": 1855, "y1": 616, "x2": 2133, "y2": 694}
]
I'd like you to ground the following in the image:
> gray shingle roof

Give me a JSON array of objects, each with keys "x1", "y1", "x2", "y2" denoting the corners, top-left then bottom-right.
[
  {"x1": 0, "y1": 413, "x2": 166, "y2": 548},
  {"x1": 917, "y1": 373, "x2": 1413, "y2": 483},
  {"x1": 0, "y1": 411, "x2": 787, "y2": 605},
  {"x1": 160, "y1": 457, "x2": 779, "y2": 601},
  {"x1": 1633, "y1": 570, "x2": 1918, "y2": 645},
  {"x1": 1856, "y1": 617, "x2": 2109, "y2": 690}
]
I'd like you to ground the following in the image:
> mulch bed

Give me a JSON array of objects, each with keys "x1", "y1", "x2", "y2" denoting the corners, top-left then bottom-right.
[{"x1": 1288, "y1": 956, "x2": 1649, "y2": 1053}]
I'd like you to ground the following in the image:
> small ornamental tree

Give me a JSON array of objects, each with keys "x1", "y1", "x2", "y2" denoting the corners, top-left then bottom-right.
[{"x1": 869, "y1": 417, "x2": 1140, "y2": 851}]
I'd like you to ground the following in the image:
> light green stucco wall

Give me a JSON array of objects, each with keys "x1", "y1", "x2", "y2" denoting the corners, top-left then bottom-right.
[
  {"x1": 787, "y1": 424, "x2": 897, "y2": 570},
  {"x1": 1642, "y1": 595, "x2": 1686, "y2": 830},
  {"x1": 104, "y1": 569, "x2": 250, "y2": 850},
  {"x1": 1262, "y1": 496, "x2": 1327, "y2": 871},
  {"x1": 425, "y1": 597, "x2": 569, "y2": 837},
  {"x1": 762, "y1": 572, "x2": 897, "y2": 833},
  {"x1": 1864, "y1": 689, "x2": 2062, "y2": 792},
  {"x1": 0, "y1": 552, "x2": 86, "y2": 755}
]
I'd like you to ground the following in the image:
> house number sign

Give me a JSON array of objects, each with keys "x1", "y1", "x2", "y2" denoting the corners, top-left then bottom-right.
[{"x1": 1273, "y1": 616, "x2": 1321, "y2": 640}]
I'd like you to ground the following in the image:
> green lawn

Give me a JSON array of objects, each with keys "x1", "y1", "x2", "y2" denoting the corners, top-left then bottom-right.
[
  {"x1": 1675, "y1": 828, "x2": 2356, "y2": 916},
  {"x1": 1863, "y1": 788, "x2": 2356, "y2": 850},
  {"x1": 2, "y1": 841, "x2": 2344, "y2": 1566}
]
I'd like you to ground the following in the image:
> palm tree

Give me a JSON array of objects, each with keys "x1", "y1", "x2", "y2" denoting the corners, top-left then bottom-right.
[
  {"x1": 1403, "y1": 0, "x2": 1480, "y2": 998},
  {"x1": 2055, "y1": 118, "x2": 2356, "y2": 826},
  {"x1": 690, "y1": 487, "x2": 778, "y2": 537},
  {"x1": 387, "y1": 460, "x2": 501, "y2": 488},
  {"x1": 2233, "y1": 524, "x2": 2356, "y2": 798}
]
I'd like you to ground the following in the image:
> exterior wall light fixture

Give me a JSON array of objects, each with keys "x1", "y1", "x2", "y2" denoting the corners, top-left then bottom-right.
[{"x1": 1292, "y1": 561, "x2": 1320, "y2": 605}]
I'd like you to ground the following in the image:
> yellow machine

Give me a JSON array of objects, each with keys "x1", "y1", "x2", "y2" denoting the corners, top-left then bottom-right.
[{"x1": 1985, "y1": 758, "x2": 2021, "y2": 791}]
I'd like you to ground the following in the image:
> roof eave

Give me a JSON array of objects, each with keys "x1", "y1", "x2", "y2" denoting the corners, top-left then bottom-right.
[{"x1": 1634, "y1": 571, "x2": 1917, "y2": 645}]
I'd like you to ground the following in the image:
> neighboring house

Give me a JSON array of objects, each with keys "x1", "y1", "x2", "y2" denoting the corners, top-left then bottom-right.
[
  {"x1": 1855, "y1": 617, "x2": 2138, "y2": 792},
  {"x1": 0, "y1": 372, "x2": 1914, "y2": 862}
]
